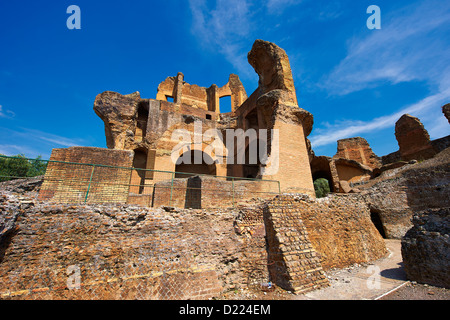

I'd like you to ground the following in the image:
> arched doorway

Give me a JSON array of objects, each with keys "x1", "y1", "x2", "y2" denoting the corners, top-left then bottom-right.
[
  {"x1": 312, "y1": 171, "x2": 333, "y2": 193},
  {"x1": 175, "y1": 150, "x2": 217, "y2": 178},
  {"x1": 310, "y1": 156, "x2": 336, "y2": 192},
  {"x1": 370, "y1": 208, "x2": 386, "y2": 238}
]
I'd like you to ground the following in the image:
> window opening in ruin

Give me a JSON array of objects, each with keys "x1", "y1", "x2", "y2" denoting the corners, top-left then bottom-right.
[
  {"x1": 166, "y1": 96, "x2": 174, "y2": 103},
  {"x1": 243, "y1": 139, "x2": 262, "y2": 179},
  {"x1": 175, "y1": 150, "x2": 216, "y2": 178},
  {"x1": 370, "y1": 208, "x2": 386, "y2": 238},
  {"x1": 135, "y1": 103, "x2": 148, "y2": 143},
  {"x1": 219, "y1": 95, "x2": 232, "y2": 113},
  {"x1": 132, "y1": 148, "x2": 148, "y2": 194},
  {"x1": 206, "y1": 114, "x2": 212, "y2": 120},
  {"x1": 245, "y1": 108, "x2": 259, "y2": 130}
]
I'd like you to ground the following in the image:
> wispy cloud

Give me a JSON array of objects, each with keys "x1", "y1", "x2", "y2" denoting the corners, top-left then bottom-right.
[
  {"x1": 188, "y1": 0, "x2": 256, "y2": 78},
  {"x1": 316, "y1": 1, "x2": 343, "y2": 21},
  {"x1": 265, "y1": 0, "x2": 303, "y2": 15},
  {"x1": 0, "y1": 105, "x2": 15, "y2": 118},
  {"x1": 323, "y1": 0, "x2": 450, "y2": 96},
  {"x1": 0, "y1": 144, "x2": 37, "y2": 157},
  {"x1": 310, "y1": 88, "x2": 450, "y2": 148},
  {"x1": 21, "y1": 128, "x2": 82, "y2": 147},
  {"x1": 0, "y1": 127, "x2": 85, "y2": 158},
  {"x1": 310, "y1": 0, "x2": 450, "y2": 150}
]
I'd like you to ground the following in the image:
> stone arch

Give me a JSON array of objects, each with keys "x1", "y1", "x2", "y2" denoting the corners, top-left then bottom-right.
[
  {"x1": 154, "y1": 121, "x2": 228, "y2": 175},
  {"x1": 370, "y1": 207, "x2": 387, "y2": 239},
  {"x1": 175, "y1": 150, "x2": 217, "y2": 178},
  {"x1": 310, "y1": 156, "x2": 336, "y2": 192}
]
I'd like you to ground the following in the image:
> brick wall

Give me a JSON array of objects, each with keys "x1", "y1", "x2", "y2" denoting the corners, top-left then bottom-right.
[
  {"x1": 263, "y1": 196, "x2": 330, "y2": 294},
  {"x1": 38, "y1": 147, "x2": 133, "y2": 204},
  {"x1": 268, "y1": 121, "x2": 315, "y2": 196},
  {"x1": 334, "y1": 137, "x2": 381, "y2": 169},
  {"x1": 1, "y1": 189, "x2": 391, "y2": 299},
  {"x1": 152, "y1": 176, "x2": 278, "y2": 209}
]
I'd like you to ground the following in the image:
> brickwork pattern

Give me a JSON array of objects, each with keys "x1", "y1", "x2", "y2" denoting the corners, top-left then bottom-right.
[
  {"x1": 294, "y1": 195, "x2": 388, "y2": 269},
  {"x1": 263, "y1": 196, "x2": 329, "y2": 294},
  {"x1": 334, "y1": 137, "x2": 381, "y2": 169},
  {"x1": 0, "y1": 192, "x2": 277, "y2": 300},
  {"x1": 38, "y1": 147, "x2": 133, "y2": 204},
  {"x1": 35, "y1": 150, "x2": 279, "y2": 209}
]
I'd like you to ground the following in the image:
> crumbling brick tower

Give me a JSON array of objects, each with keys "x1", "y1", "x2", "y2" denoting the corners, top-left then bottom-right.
[{"x1": 235, "y1": 40, "x2": 315, "y2": 195}]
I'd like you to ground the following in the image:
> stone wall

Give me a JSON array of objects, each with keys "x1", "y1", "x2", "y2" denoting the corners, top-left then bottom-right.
[
  {"x1": 151, "y1": 176, "x2": 278, "y2": 209},
  {"x1": 443, "y1": 103, "x2": 450, "y2": 124},
  {"x1": 263, "y1": 196, "x2": 330, "y2": 293},
  {"x1": 1, "y1": 188, "x2": 390, "y2": 299},
  {"x1": 38, "y1": 147, "x2": 134, "y2": 205},
  {"x1": 401, "y1": 208, "x2": 450, "y2": 288},
  {"x1": 334, "y1": 137, "x2": 381, "y2": 169},
  {"x1": 0, "y1": 193, "x2": 264, "y2": 299},
  {"x1": 277, "y1": 195, "x2": 387, "y2": 270},
  {"x1": 156, "y1": 72, "x2": 247, "y2": 113},
  {"x1": 359, "y1": 147, "x2": 450, "y2": 239},
  {"x1": 395, "y1": 114, "x2": 437, "y2": 162}
]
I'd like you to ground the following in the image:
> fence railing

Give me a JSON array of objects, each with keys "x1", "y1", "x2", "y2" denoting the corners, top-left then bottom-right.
[{"x1": 0, "y1": 155, "x2": 281, "y2": 208}]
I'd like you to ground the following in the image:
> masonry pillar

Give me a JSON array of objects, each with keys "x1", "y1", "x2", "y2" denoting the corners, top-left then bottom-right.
[{"x1": 174, "y1": 72, "x2": 184, "y2": 105}]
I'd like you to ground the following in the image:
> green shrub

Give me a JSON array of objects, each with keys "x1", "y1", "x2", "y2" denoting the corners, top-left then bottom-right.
[
  {"x1": 0, "y1": 154, "x2": 48, "y2": 181},
  {"x1": 314, "y1": 178, "x2": 330, "y2": 198}
]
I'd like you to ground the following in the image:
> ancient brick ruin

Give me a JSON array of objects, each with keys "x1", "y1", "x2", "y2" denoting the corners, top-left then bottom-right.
[
  {"x1": 1, "y1": 39, "x2": 449, "y2": 299},
  {"x1": 90, "y1": 39, "x2": 315, "y2": 202}
]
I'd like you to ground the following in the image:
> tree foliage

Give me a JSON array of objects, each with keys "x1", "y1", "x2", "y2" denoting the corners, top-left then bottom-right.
[
  {"x1": 0, "y1": 154, "x2": 47, "y2": 181},
  {"x1": 314, "y1": 178, "x2": 330, "y2": 198}
]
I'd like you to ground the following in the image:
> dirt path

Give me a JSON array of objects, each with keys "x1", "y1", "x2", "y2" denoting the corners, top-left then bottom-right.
[
  {"x1": 295, "y1": 239, "x2": 409, "y2": 300},
  {"x1": 222, "y1": 239, "x2": 449, "y2": 300}
]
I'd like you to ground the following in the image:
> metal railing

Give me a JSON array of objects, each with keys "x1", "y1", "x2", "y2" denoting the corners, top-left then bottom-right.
[{"x1": 0, "y1": 155, "x2": 281, "y2": 208}]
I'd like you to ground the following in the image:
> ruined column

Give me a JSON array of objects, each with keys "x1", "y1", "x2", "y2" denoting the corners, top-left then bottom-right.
[
  {"x1": 245, "y1": 39, "x2": 315, "y2": 196},
  {"x1": 207, "y1": 84, "x2": 220, "y2": 113},
  {"x1": 173, "y1": 72, "x2": 184, "y2": 105}
]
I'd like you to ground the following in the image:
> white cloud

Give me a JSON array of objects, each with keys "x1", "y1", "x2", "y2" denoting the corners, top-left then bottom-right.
[
  {"x1": 309, "y1": 0, "x2": 450, "y2": 150},
  {"x1": 0, "y1": 144, "x2": 39, "y2": 157},
  {"x1": 0, "y1": 105, "x2": 15, "y2": 118},
  {"x1": 323, "y1": 0, "x2": 450, "y2": 96},
  {"x1": 310, "y1": 87, "x2": 450, "y2": 148},
  {"x1": 19, "y1": 128, "x2": 83, "y2": 147},
  {"x1": 188, "y1": 0, "x2": 256, "y2": 79},
  {"x1": 0, "y1": 127, "x2": 84, "y2": 158}
]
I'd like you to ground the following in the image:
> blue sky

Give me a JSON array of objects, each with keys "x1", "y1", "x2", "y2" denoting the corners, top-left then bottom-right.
[{"x1": 0, "y1": 0, "x2": 449, "y2": 159}]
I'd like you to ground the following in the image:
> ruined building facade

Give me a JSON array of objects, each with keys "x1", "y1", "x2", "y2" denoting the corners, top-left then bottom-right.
[
  {"x1": 92, "y1": 39, "x2": 315, "y2": 197},
  {"x1": 38, "y1": 38, "x2": 450, "y2": 207}
]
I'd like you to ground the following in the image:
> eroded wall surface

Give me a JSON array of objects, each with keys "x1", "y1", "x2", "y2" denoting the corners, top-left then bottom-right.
[
  {"x1": 38, "y1": 147, "x2": 134, "y2": 204},
  {"x1": 0, "y1": 191, "x2": 389, "y2": 299}
]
